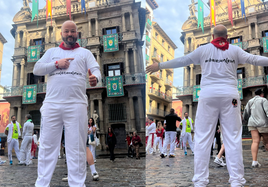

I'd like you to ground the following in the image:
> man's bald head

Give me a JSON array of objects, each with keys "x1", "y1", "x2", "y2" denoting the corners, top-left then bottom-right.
[
  {"x1": 213, "y1": 25, "x2": 228, "y2": 38},
  {"x1": 61, "y1": 20, "x2": 78, "y2": 47},
  {"x1": 61, "y1": 20, "x2": 77, "y2": 32}
]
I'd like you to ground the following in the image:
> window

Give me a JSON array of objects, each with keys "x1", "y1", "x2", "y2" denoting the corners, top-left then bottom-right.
[
  {"x1": 108, "y1": 104, "x2": 126, "y2": 122},
  {"x1": 162, "y1": 39, "x2": 165, "y2": 46},
  {"x1": 78, "y1": 32, "x2": 82, "y2": 39},
  {"x1": 27, "y1": 73, "x2": 45, "y2": 85},
  {"x1": 196, "y1": 74, "x2": 202, "y2": 85},
  {"x1": 264, "y1": 67, "x2": 268, "y2": 75},
  {"x1": 103, "y1": 63, "x2": 124, "y2": 77},
  {"x1": 237, "y1": 68, "x2": 245, "y2": 79},
  {"x1": 229, "y1": 36, "x2": 242, "y2": 44},
  {"x1": 160, "y1": 54, "x2": 164, "y2": 62},
  {"x1": 103, "y1": 27, "x2": 119, "y2": 35},
  {"x1": 160, "y1": 70, "x2": 162, "y2": 79},
  {"x1": 262, "y1": 30, "x2": 268, "y2": 37},
  {"x1": 168, "y1": 46, "x2": 170, "y2": 52},
  {"x1": 30, "y1": 38, "x2": 44, "y2": 46},
  {"x1": 155, "y1": 32, "x2": 158, "y2": 39}
]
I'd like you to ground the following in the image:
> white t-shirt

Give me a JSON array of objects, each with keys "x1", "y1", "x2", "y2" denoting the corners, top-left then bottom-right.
[
  {"x1": 160, "y1": 43, "x2": 268, "y2": 99},
  {"x1": 147, "y1": 122, "x2": 156, "y2": 134},
  {"x1": 88, "y1": 124, "x2": 97, "y2": 138},
  {"x1": 33, "y1": 47, "x2": 101, "y2": 105}
]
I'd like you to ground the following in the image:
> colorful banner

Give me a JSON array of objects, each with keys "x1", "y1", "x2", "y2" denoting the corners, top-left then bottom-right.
[
  {"x1": 172, "y1": 100, "x2": 183, "y2": 120},
  {"x1": 238, "y1": 79, "x2": 243, "y2": 100},
  {"x1": 240, "y1": 0, "x2": 246, "y2": 19},
  {"x1": 193, "y1": 85, "x2": 201, "y2": 102},
  {"x1": 46, "y1": 0, "x2": 52, "y2": 22},
  {"x1": 23, "y1": 85, "x2": 37, "y2": 104},
  {"x1": 31, "y1": 0, "x2": 39, "y2": 27},
  {"x1": 27, "y1": 45, "x2": 41, "y2": 62},
  {"x1": 232, "y1": 42, "x2": 243, "y2": 48},
  {"x1": 106, "y1": 76, "x2": 124, "y2": 97},
  {"x1": 198, "y1": 0, "x2": 204, "y2": 33},
  {"x1": 0, "y1": 102, "x2": 10, "y2": 133},
  {"x1": 103, "y1": 33, "x2": 119, "y2": 52},
  {"x1": 263, "y1": 37, "x2": 268, "y2": 53},
  {"x1": 66, "y1": 0, "x2": 71, "y2": 20},
  {"x1": 228, "y1": 0, "x2": 233, "y2": 26},
  {"x1": 81, "y1": 0, "x2": 86, "y2": 14},
  {"x1": 210, "y1": 0, "x2": 216, "y2": 27}
]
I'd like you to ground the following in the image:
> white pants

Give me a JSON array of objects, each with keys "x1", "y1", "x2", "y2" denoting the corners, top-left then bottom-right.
[
  {"x1": 161, "y1": 131, "x2": 177, "y2": 155},
  {"x1": 154, "y1": 136, "x2": 163, "y2": 153},
  {"x1": 88, "y1": 144, "x2": 96, "y2": 161},
  {"x1": 192, "y1": 97, "x2": 246, "y2": 187},
  {"x1": 8, "y1": 139, "x2": 20, "y2": 161},
  {"x1": 146, "y1": 133, "x2": 156, "y2": 154},
  {"x1": 20, "y1": 136, "x2": 32, "y2": 164},
  {"x1": 35, "y1": 103, "x2": 87, "y2": 187},
  {"x1": 182, "y1": 132, "x2": 194, "y2": 153}
]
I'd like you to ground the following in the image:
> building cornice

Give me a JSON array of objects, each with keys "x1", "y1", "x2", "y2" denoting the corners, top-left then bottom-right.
[
  {"x1": 146, "y1": 0, "x2": 158, "y2": 10},
  {"x1": 0, "y1": 33, "x2": 7, "y2": 44}
]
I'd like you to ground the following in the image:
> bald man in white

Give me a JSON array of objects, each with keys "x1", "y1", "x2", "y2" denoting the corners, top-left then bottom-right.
[
  {"x1": 147, "y1": 25, "x2": 268, "y2": 186},
  {"x1": 34, "y1": 20, "x2": 101, "y2": 187}
]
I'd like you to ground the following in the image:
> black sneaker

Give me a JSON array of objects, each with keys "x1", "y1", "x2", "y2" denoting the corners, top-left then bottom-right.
[
  {"x1": 169, "y1": 155, "x2": 175, "y2": 158},
  {"x1": 160, "y1": 154, "x2": 165, "y2": 158}
]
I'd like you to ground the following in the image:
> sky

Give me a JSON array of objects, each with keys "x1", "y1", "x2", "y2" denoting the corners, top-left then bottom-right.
[{"x1": 0, "y1": 0, "x2": 206, "y2": 87}]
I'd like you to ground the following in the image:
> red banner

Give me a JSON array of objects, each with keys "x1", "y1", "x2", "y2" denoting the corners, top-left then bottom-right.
[
  {"x1": 67, "y1": 0, "x2": 72, "y2": 20},
  {"x1": 0, "y1": 102, "x2": 10, "y2": 133},
  {"x1": 228, "y1": 0, "x2": 233, "y2": 26}
]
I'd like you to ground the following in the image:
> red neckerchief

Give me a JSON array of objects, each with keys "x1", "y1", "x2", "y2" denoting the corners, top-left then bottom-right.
[
  {"x1": 108, "y1": 133, "x2": 113, "y2": 137},
  {"x1": 59, "y1": 42, "x2": 80, "y2": 50},
  {"x1": 211, "y1": 37, "x2": 229, "y2": 51}
]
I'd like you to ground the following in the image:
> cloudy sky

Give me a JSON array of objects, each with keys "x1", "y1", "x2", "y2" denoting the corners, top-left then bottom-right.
[{"x1": 0, "y1": 0, "x2": 208, "y2": 87}]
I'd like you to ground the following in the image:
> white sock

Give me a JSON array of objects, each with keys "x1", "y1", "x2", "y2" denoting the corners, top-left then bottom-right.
[
  {"x1": 90, "y1": 164, "x2": 97, "y2": 175},
  {"x1": 252, "y1": 160, "x2": 258, "y2": 165}
]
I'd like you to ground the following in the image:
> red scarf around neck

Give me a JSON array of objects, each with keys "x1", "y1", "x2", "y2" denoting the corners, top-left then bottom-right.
[
  {"x1": 211, "y1": 37, "x2": 229, "y2": 51},
  {"x1": 59, "y1": 42, "x2": 80, "y2": 50}
]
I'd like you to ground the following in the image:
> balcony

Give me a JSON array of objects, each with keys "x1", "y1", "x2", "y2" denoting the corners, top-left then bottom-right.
[
  {"x1": 148, "y1": 88, "x2": 172, "y2": 102},
  {"x1": 146, "y1": 18, "x2": 152, "y2": 30},
  {"x1": 164, "y1": 79, "x2": 173, "y2": 89},
  {"x1": 14, "y1": 47, "x2": 27, "y2": 57},
  {"x1": 166, "y1": 68, "x2": 173, "y2": 74},
  {"x1": 124, "y1": 73, "x2": 146, "y2": 85},
  {"x1": 242, "y1": 76, "x2": 266, "y2": 88},
  {"x1": 147, "y1": 107, "x2": 166, "y2": 117},
  {"x1": 146, "y1": 35, "x2": 151, "y2": 46},
  {"x1": 88, "y1": 36, "x2": 101, "y2": 46},
  {"x1": 122, "y1": 31, "x2": 136, "y2": 41},
  {"x1": 150, "y1": 71, "x2": 160, "y2": 80},
  {"x1": 151, "y1": 52, "x2": 161, "y2": 63},
  {"x1": 176, "y1": 86, "x2": 194, "y2": 97},
  {"x1": 247, "y1": 38, "x2": 260, "y2": 48},
  {"x1": 146, "y1": 54, "x2": 150, "y2": 63}
]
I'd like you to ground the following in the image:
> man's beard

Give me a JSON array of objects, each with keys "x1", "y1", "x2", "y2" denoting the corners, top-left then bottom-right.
[{"x1": 62, "y1": 36, "x2": 77, "y2": 46}]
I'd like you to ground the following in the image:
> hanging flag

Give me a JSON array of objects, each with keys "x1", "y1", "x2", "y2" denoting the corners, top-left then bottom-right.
[
  {"x1": 228, "y1": 0, "x2": 233, "y2": 26},
  {"x1": 46, "y1": 0, "x2": 52, "y2": 23},
  {"x1": 210, "y1": 0, "x2": 216, "y2": 27},
  {"x1": 197, "y1": 0, "x2": 204, "y2": 33},
  {"x1": 67, "y1": 0, "x2": 72, "y2": 20},
  {"x1": 31, "y1": 0, "x2": 39, "y2": 27},
  {"x1": 81, "y1": 0, "x2": 86, "y2": 14},
  {"x1": 240, "y1": 0, "x2": 246, "y2": 19}
]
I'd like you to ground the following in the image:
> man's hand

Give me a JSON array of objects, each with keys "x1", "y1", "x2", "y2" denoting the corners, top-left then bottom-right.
[
  {"x1": 57, "y1": 58, "x2": 74, "y2": 69},
  {"x1": 146, "y1": 60, "x2": 159, "y2": 74},
  {"x1": 88, "y1": 69, "x2": 97, "y2": 87}
]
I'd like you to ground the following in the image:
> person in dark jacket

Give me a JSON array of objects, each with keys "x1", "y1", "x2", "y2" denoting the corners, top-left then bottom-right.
[
  {"x1": 132, "y1": 131, "x2": 141, "y2": 159},
  {"x1": 106, "y1": 127, "x2": 117, "y2": 161}
]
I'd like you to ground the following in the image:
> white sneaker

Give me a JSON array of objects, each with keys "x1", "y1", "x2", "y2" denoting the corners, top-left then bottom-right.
[
  {"x1": 0, "y1": 160, "x2": 6, "y2": 165},
  {"x1": 92, "y1": 172, "x2": 99, "y2": 181},
  {"x1": 62, "y1": 177, "x2": 68, "y2": 182},
  {"x1": 214, "y1": 156, "x2": 226, "y2": 167},
  {"x1": 58, "y1": 156, "x2": 62, "y2": 159},
  {"x1": 94, "y1": 160, "x2": 96, "y2": 163},
  {"x1": 18, "y1": 161, "x2": 25, "y2": 165},
  {"x1": 252, "y1": 161, "x2": 261, "y2": 167}
]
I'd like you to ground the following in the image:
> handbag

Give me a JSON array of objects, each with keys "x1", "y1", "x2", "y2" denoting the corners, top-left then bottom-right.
[
  {"x1": 88, "y1": 133, "x2": 96, "y2": 146},
  {"x1": 139, "y1": 142, "x2": 143, "y2": 147}
]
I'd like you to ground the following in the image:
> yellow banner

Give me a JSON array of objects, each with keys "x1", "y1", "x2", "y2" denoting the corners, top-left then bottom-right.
[
  {"x1": 46, "y1": 0, "x2": 52, "y2": 20},
  {"x1": 210, "y1": 0, "x2": 216, "y2": 26}
]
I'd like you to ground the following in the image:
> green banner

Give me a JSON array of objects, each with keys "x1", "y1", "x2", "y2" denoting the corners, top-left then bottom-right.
[
  {"x1": 103, "y1": 33, "x2": 119, "y2": 52},
  {"x1": 232, "y1": 42, "x2": 243, "y2": 48},
  {"x1": 263, "y1": 37, "x2": 268, "y2": 53},
  {"x1": 238, "y1": 79, "x2": 243, "y2": 100},
  {"x1": 193, "y1": 85, "x2": 201, "y2": 102},
  {"x1": 27, "y1": 45, "x2": 41, "y2": 62},
  {"x1": 106, "y1": 76, "x2": 124, "y2": 97},
  {"x1": 23, "y1": 85, "x2": 37, "y2": 104}
]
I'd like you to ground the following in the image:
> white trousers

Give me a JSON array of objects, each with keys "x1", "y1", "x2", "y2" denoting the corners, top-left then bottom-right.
[
  {"x1": 182, "y1": 132, "x2": 194, "y2": 152},
  {"x1": 192, "y1": 97, "x2": 246, "y2": 187},
  {"x1": 8, "y1": 139, "x2": 20, "y2": 161},
  {"x1": 35, "y1": 103, "x2": 87, "y2": 187},
  {"x1": 146, "y1": 134, "x2": 156, "y2": 154},
  {"x1": 154, "y1": 136, "x2": 163, "y2": 153},
  {"x1": 88, "y1": 144, "x2": 96, "y2": 161},
  {"x1": 20, "y1": 136, "x2": 32, "y2": 164},
  {"x1": 161, "y1": 131, "x2": 177, "y2": 155}
]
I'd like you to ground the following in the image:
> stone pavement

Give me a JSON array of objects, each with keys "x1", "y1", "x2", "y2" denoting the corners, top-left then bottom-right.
[
  {"x1": 0, "y1": 156, "x2": 145, "y2": 187},
  {"x1": 146, "y1": 141, "x2": 268, "y2": 187}
]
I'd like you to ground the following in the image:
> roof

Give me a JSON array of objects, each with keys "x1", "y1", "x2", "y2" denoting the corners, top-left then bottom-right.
[
  {"x1": 146, "y1": 0, "x2": 158, "y2": 10},
  {"x1": 153, "y1": 22, "x2": 177, "y2": 49},
  {"x1": 0, "y1": 33, "x2": 7, "y2": 44}
]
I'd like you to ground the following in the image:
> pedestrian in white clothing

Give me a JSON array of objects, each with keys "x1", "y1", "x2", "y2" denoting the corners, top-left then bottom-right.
[
  {"x1": 5, "y1": 115, "x2": 21, "y2": 165},
  {"x1": 146, "y1": 118, "x2": 156, "y2": 154},
  {"x1": 146, "y1": 24, "x2": 268, "y2": 186},
  {"x1": 87, "y1": 118, "x2": 97, "y2": 163},
  {"x1": 34, "y1": 20, "x2": 101, "y2": 187},
  {"x1": 180, "y1": 112, "x2": 194, "y2": 156},
  {"x1": 19, "y1": 114, "x2": 34, "y2": 166}
]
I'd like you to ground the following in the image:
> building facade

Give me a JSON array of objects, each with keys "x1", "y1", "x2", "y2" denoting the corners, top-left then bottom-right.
[
  {"x1": 0, "y1": 33, "x2": 7, "y2": 85},
  {"x1": 176, "y1": 0, "x2": 268, "y2": 136},
  {"x1": 3, "y1": 0, "x2": 146, "y2": 149}
]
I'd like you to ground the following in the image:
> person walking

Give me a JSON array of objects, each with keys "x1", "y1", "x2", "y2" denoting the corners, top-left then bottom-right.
[
  {"x1": 146, "y1": 118, "x2": 156, "y2": 154},
  {"x1": 19, "y1": 114, "x2": 34, "y2": 166},
  {"x1": 31, "y1": 131, "x2": 38, "y2": 159},
  {"x1": 146, "y1": 24, "x2": 268, "y2": 186},
  {"x1": 88, "y1": 118, "x2": 97, "y2": 163},
  {"x1": 154, "y1": 122, "x2": 164, "y2": 153},
  {"x1": 160, "y1": 109, "x2": 181, "y2": 158},
  {"x1": 33, "y1": 20, "x2": 101, "y2": 187},
  {"x1": 106, "y1": 127, "x2": 117, "y2": 162},
  {"x1": 125, "y1": 133, "x2": 134, "y2": 158},
  {"x1": 243, "y1": 88, "x2": 268, "y2": 167},
  {"x1": 132, "y1": 131, "x2": 141, "y2": 159},
  {"x1": 180, "y1": 112, "x2": 194, "y2": 156},
  {"x1": 5, "y1": 115, "x2": 21, "y2": 165}
]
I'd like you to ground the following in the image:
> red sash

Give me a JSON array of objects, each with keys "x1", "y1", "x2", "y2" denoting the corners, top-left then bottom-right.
[{"x1": 150, "y1": 133, "x2": 155, "y2": 147}]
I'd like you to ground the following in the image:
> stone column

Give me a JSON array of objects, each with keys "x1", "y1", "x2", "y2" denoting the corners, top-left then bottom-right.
[
  {"x1": 98, "y1": 99, "x2": 105, "y2": 150},
  {"x1": 13, "y1": 64, "x2": 18, "y2": 86},
  {"x1": 190, "y1": 64, "x2": 194, "y2": 86},
  {"x1": 129, "y1": 97, "x2": 136, "y2": 132},
  {"x1": 125, "y1": 48, "x2": 130, "y2": 74},
  {"x1": 249, "y1": 24, "x2": 252, "y2": 40},
  {"x1": 90, "y1": 100, "x2": 94, "y2": 117},
  {"x1": 184, "y1": 38, "x2": 188, "y2": 53},
  {"x1": 182, "y1": 104, "x2": 187, "y2": 118},
  {"x1": 10, "y1": 107, "x2": 15, "y2": 120},
  {"x1": 189, "y1": 104, "x2": 192, "y2": 119},
  {"x1": 15, "y1": 32, "x2": 20, "y2": 48},
  {"x1": 130, "y1": 12, "x2": 134, "y2": 30},
  {"x1": 133, "y1": 47, "x2": 138, "y2": 73},
  {"x1": 17, "y1": 106, "x2": 22, "y2": 125},
  {"x1": 52, "y1": 26, "x2": 56, "y2": 42},
  {"x1": 250, "y1": 65, "x2": 255, "y2": 77},
  {"x1": 23, "y1": 30, "x2": 27, "y2": 47},
  {"x1": 20, "y1": 59, "x2": 25, "y2": 86},
  {"x1": 255, "y1": 22, "x2": 259, "y2": 39},
  {"x1": 122, "y1": 13, "x2": 126, "y2": 32},
  {"x1": 258, "y1": 66, "x2": 263, "y2": 76},
  {"x1": 95, "y1": 19, "x2": 99, "y2": 36},
  {"x1": 138, "y1": 96, "x2": 145, "y2": 132},
  {"x1": 184, "y1": 67, "x2": 188, "y2": 87},
  {"x1": 88, "y1": 19, "x2": 92, "y2": 37},
  {"x1": 45, "y1": 75, "x2": 48, "y2": 82}
]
